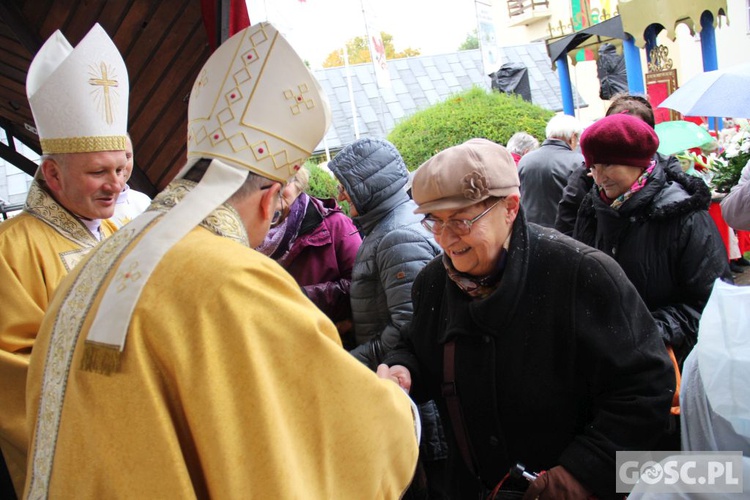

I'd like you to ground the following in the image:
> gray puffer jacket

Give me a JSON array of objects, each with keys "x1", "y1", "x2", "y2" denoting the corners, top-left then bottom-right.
[{"x1": 329, "y1": 138, "x2": 441, "y2": 369}]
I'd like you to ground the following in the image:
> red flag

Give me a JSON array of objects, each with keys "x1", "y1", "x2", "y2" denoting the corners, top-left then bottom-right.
[{"x1": 200, "y1": 0, "x2": 251, "y2": 51}]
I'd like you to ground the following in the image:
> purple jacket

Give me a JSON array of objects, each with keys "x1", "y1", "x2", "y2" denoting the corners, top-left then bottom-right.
[{"x1": 283, "y1": 196, "x2": 361, "y2": 324}]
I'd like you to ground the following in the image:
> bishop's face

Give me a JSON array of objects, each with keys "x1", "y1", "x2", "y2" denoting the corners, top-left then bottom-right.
[{"x1": 44, "y1": 150, "x2": 128, "y2": 220}]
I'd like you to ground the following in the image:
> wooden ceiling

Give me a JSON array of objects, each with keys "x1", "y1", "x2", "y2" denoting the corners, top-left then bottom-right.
[{"x1": 0, "y1": 0, "x2": 217, "y2": 196}]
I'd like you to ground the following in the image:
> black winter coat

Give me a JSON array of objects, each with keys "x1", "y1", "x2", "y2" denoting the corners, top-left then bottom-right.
[
  {"x1": 572, "y1": 163, "x2": 733, "y2": 365},
  {"x1": 517, "y1": 138, "x2": 584, "y2": 228},
  {"x1": 385, "y1": 211, "x2": 674, "y2": 499}
]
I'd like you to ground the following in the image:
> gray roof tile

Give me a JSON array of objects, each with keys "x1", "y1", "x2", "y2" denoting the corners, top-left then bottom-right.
[
  {"x1": 450, "y1": 62, "x2": 467, "y2": 78},
  {"x1": 423, "y1": 88, "x2": 441, "y2": 103},
  {"x1": 393, "y1": 59, "x2": 409, "y2": 70},
  {"x1": 332, "y1": 85, "x2": 350, "y2": 104},
  {"x1": 410, "y1": 58, "x2": 427, "y2": 77},
  {"x1": 434, "y1": 57, "x2": 451, "y2": 73},
  {"x1": 391, "y1": 79, "x2": 409, "y2": 95},
  {"x1": 327, "y1": 70, "x2": 346, "y2": 88},
  {"x1": 389, "y1": 100, "x2": 406, "y2": 120},
  {"x1": 425, "y1": 64, "x2": 442, "y2": 81},
  {"x1": 444, "y1": 73, "x2": 460, "y2": 87},
  {"x1": 433, "y1": 79, "x2": 451, "y2": 97},
  {"x1": 359, "y1": 105, "x2": 379, "y2": 124},
  {"x1": 456, "y1": 75, "x2": 473, "y2": 87},
  {"x1": 400, "y1": 70, "x2": 418, "y2": 86},
  {"x1": 381, "y1": 88, "x2": 399, "y2": 104},
  {"x1": 416, "y1": 74, "x2": 435, "y2": 91},
  {"x1": 362, "y1": 82, "x2": 380, "y2": 99},
  {"x1": 354, "y1": 65, "x2": 374, "y2": 84},
  {"x1": 397, "y1": 92, "x2": 417, "y2": 111},
  {"x1": 313, "y1": 45, "x2": 585, "y2": 152}
]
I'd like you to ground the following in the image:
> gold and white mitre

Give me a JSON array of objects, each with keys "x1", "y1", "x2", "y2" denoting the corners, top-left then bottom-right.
[
  {"x1": 26, "y1": 23, "x2": 128, "y2": 154},
  {"x1": 83, "y1": 22, "x2": 330, "y2": 365},
  {"x1": 184, "y1": 21, "x2": 330, "y2": 183}
]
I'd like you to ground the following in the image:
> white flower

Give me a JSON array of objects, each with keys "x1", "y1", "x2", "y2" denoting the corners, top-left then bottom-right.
[{"x1": 713, "y1": 156, "x2": 728, "y2": 167}]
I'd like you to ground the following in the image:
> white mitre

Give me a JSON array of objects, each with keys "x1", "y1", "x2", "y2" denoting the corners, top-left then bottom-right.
[
  {"x1": 27, "y1": 23, "x2": 128, "y2": 154},
  {"x1": 83, "y1": 22, "x2": 331, "y2": 368},
  {"x1": 184, "y1": 22, "x2": 330, "y2": 182}
]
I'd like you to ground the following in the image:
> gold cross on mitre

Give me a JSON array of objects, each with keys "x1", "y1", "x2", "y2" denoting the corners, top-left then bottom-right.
[{"x1": 89, "y1": 62, "x2": 119, "y2": 124}]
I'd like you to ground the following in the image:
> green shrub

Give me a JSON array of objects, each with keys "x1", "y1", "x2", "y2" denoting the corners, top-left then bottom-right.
[
  {"x1": 306, "y1": 161, "x2": 337, "y2": 198},
  {"x1": 387, "y1": 86, "x2": 554, "y2": 170},
  {"x1": 305, "y1": 160, "x2": 351, "y2": 215}
]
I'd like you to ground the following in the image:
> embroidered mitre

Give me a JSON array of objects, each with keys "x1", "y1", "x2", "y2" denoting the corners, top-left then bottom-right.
[
  {"x1": 26, "y1": 23, "x2": 129, "y2": 154},
  {"x1": 185, "y1": 22, "x2": 331, "y2": 184}
]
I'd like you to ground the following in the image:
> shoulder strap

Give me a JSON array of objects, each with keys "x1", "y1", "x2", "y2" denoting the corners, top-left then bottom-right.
[{"x1": 443, "y1": 339, "x2": 480, "y2": 477}]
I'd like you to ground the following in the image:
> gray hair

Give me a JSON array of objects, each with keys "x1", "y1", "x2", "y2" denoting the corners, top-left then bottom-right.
[
  {"x1": 506, "y1": 132, "x2": 539, "y2": 156},
  {"x1": 289, "y1": 167, "x2": 310, "y2": 193},
  {"x1": 545, "y1": 114, "x2": 584, "y2": 141}
]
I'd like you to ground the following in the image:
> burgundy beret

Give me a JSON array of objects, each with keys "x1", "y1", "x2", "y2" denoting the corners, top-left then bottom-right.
[{"x1": 580, "y1": 112, "x2": 659, "y2": 169}]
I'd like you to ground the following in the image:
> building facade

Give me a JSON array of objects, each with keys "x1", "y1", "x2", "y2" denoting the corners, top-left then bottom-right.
[{"x1": 493, "y1": 0, "x2": 750, "y2": 123}]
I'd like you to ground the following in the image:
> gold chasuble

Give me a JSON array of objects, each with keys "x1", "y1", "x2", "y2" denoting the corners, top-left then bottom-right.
[
  {"x1": 25, "y1": 182, "x2": 419, "y2": 498},
  {"x1": 0, "y1": 179, "x2": 115, "y2": 495}
]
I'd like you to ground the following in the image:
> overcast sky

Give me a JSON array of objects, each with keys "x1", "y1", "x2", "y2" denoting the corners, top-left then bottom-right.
[{"x1": 246, "y1": 0, "x2": 479, "y2": 68}]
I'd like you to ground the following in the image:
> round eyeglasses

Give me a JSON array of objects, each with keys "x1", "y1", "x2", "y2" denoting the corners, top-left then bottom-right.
[{"x1": 420, "y1": 199, "x2": 503, "y2": 236}]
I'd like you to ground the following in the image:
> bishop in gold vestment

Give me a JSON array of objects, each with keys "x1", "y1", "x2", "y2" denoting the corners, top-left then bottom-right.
[
  {"x1": 0, "y1": 180, "x2": 117, "y2": 495},
  {"x1": 24, "y1": 21, "x2": 419, "y2": 498},
  {"x1": 2, "y1": 22, "x2": 129, "y2": 497},
  {"x1": 25, "y1": 183, "x2": 419, "y2": 498}
]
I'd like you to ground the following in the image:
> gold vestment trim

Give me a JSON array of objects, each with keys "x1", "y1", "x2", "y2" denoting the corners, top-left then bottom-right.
[{"x1": 28, "y1": 178, "x2": 252, "y2": 496}]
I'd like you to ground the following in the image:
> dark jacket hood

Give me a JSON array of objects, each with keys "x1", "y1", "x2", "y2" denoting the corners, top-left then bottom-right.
[
  {"x1": 328, "y1": 138, "x2": 411, "y2": 235},
  {"x1": 328, "y1": 138, "x2": 409, "y2": 213}
]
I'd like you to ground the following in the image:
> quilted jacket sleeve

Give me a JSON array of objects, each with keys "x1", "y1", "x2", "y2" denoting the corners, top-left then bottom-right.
[{"x1": 350, "y1": 226, "x2": 439, "y2": 369}]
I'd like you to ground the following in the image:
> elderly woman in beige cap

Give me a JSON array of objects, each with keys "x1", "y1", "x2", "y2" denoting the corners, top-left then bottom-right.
[{"x1": 380, "y1": 138, "x2": 675, "y2": 499}]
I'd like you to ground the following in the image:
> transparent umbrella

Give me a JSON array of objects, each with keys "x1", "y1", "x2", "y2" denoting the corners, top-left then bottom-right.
[
  {"x1": 659, "y1": 62, "x2": 750, "y2": 119},
  {"x1": 654, "y1": 120, "x2": 714, "y2": 156}
]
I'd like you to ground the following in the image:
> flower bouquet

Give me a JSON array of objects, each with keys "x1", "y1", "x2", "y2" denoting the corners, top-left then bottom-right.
[{"x1": 710, "y1": 125, "x2": 750, "y2": 193}]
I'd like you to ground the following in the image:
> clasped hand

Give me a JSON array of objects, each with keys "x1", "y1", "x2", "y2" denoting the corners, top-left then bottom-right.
[{"x1": 376, "y1": 364, "x2": 411, "y2": 392}]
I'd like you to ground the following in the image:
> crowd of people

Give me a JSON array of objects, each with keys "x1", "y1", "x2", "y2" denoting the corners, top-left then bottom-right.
[{"x1": 0, "y1": 20, "x2": 748, "y2": 500}]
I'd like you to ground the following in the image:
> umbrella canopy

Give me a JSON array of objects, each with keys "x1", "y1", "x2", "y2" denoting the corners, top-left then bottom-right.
[
  {"x1": 658, "y1": 62, "x2": 750, "y2": 119},
  {"x1": 654, "y1": 120, "x2": 714, "y2": 156}
]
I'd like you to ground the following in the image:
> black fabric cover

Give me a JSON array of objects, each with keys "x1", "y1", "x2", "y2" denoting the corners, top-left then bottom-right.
[
  {"x1": 597, "y1": 43, "x2": 628, "y2": 100},
  {"x1": 489, "y1": 63, "x2": 531, "y2": 102}
]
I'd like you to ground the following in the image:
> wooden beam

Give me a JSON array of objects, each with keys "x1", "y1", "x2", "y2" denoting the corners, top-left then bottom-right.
[
  {"x1": 0, "y1": 2, "x2": 42, "y2": 55},
  {"x1": 0, "y1": 119, "x2": 39, "y2": 177}
]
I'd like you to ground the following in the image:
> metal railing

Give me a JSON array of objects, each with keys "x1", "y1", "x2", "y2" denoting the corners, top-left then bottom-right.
[
  {"x1": 1, "y1": 201, "x2": 23, "y2": 220},
  {"x1": 507, "y1": 0, "x2": 549, "y2": 18}
]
